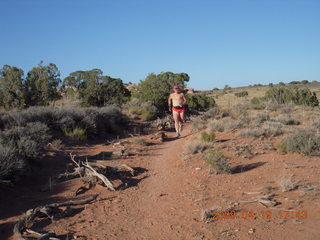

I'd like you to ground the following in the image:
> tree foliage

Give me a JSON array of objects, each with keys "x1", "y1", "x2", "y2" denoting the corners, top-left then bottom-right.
[
  {"x1": 187, "y1": 94, "x2": 215, "y2": 111},
  {"x1": 63, "y1": 69, "x2": 130, "y2": 106},
  {"x1": 265, "y1": 86, "x2": 319, "y2": 107},
  {"x1": 0, "y1": 65, "x2": 26, "y2": 110},
  {"x1": 25, "y1": 62, "x2": 61, "y2": 106},
  {"x1": 135, "y1": 72, "x2": 190, "y2": 113}
]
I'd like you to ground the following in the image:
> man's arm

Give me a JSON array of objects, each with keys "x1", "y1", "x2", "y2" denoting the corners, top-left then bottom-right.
[
  {"x1": 168, "y1": 94, "x2": 172, "y2": 111},
  {"x1": 182, "y1": 93, "x2": 187, "y2": 105}
]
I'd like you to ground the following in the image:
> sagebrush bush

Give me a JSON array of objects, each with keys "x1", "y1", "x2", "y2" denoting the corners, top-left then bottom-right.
[
  {"x1": 234, "y1": 91, "x2": 248, "y2": 97},
  {"x1": 0, "y1": 106, "x2": 128, "y2": 181},
  {"x1": 0, "y1": 145, "x2": 24, "y2": 180},
  {"x1": 277, "y1": 130, "x2": 320, "y2": 155},
  {"x1": 126, "y1": 99, "x2": 157, "y2": 120},
  {"x1": 207, "y1": 119, "x2": 225, "y2": 132},
  {"x1": 201, "y1": 131, "x2": 215, "y2": 142},
  {"x1": 183, "y1": 139, "x2": 211, "y2": 155},
  {"x1": 0, "y1": 122, "x2": 50, "y2": 159},
  {"x1": 202, "y1": 149, "x2": 231, "y2": 174},
  {"x1": 192, "y1": 116, "x2": 207, "y2": 131}
]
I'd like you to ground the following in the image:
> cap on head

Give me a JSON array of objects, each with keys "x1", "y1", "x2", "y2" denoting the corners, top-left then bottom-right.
[{"x1": 173, "y1": 85, "x2": 180, "y2": 90}]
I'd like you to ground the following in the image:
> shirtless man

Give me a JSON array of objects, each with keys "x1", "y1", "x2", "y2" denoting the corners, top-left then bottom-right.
[{"x1": 168, "y1": 85, "x2": 187, "y2": 137}]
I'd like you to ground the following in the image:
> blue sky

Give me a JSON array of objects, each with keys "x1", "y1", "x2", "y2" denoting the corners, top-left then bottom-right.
[{"x1": 1, "y1": 0, "x2": 319, "y2": 89}]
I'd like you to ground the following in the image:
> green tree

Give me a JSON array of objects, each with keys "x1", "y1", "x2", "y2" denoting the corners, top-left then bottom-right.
[
  {"x1": 265, "y1": 86, "x2": 319, "y2": 107},
  {"x1": 25, "y1": 62, "x2": 61, "y2": 106},
  {"x1": 135, "y1": 72, "x2": 190, "y2": 113},
  {"x1": 63, "y1": 69, "x2": 130, "y2": 106},
  {"x1": 187, "y1": 94, "x2": 215, "y2": 111},
  {"x1": 0, "y1": 65, "x2": 26, "y2": 110}
]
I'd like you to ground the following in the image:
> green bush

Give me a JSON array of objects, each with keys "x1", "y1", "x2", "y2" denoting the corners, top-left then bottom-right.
[
  {"x1": 187, "y1": 94, "x2": 216, "y2": 112},
  {"x1": 134, "y1": 72, "x2": 189, "y2": 115},
  {"x1": 202, "y1": 149, "x2": 231, "y2": 174},
  {"x1": 234, "y1": 91, "x2": 248, "y2": 97},
  {"x1": 277, "y1": 130, "x2": 320, "y2": 155},
  {"x1": 201, "y1": 131, "x2": 216, "y2": 142},
  {"x1": 265, "y1": 86, "x2": 319, "y2": 107},
  {"x1": 63, "y1": 69, "x2": 131, "y2": 107}
]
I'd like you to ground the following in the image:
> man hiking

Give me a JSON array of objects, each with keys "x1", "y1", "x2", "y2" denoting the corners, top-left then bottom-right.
[{"x1": 168, "y1": 85, "x2": 187, "y2": 137}]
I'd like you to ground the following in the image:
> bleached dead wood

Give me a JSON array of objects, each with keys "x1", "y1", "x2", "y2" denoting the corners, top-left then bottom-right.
[
  {"x1": 13, "y1": 194, "x2": 98, "y2": 240},
  {"x1": 83, "y1": 162, "x2": 115, "y2": 191}
]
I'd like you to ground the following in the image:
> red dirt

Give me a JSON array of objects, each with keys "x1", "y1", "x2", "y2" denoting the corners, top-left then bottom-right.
[{"x1": 1, "y1": 123, "x2": 320, "y2": 240}]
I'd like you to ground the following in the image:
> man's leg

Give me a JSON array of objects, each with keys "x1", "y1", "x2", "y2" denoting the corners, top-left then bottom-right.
[
  {"x1": 178, "y1": 111, "x2": 185, "y2": 134},
  {"x1": 172, "y1": 111, "x2": 180, "y2": 136}
]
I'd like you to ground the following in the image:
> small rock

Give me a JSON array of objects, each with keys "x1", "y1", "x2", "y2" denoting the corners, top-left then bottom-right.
[{"x1": 248, "y1": 228, "x2": 255, "y2": 234}]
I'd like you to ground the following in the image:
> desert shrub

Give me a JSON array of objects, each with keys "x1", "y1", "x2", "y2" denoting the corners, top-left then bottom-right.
[
  {"x1": 135, "y1": 72, "x2": 189, "y2": 115},
  {"x1": 0, "y1": 122, "x2": 50, "y2": 159},
  {"x1": 265, "y1": 86, "x2": 319, "y2": 107},
  {"x1": 192, "y1": 116, "x2": 207, "y2": 131},
  {"x1": 271, "y1": 116, "x2": 300, "y2": 125},
  {"x1": 63, "y1": 127, "x2": 87, "y2": 141},
  {"x1": 183, "y1": 139, "x2": 211, "y2": 155},
  {"x1": 133, "y1": 138, "x2": 149, "y2": 146},
  {"x1": 250, "y1": 97, "x2": 266, "y2": 110},
  {"x1": 125, "y1": 98, "x2": 157, "y2": 120},
  {"x1": 0, "y1": 145, "x2": 25, "y2": 180},
  {"x1": 234, "y1": 91, "x2": 248, "y2": 97},
  {"x1": 224, "y1": 119, "x2": 245, "y2": 131},
  {"x1": 202, "y1": 149, "x2": 231, "y2": 174},
  {"x1": 261, "y1": 121, "x2": 284, "y2": 137},
  {"x1": 50, "y1": 139, "x2": 64, "y2": 150},
  {"x1": 201, "y1": 131, "x2": 216, "y2": 142},
  {"x1": 203, "y1": 106, "x2": 220, "y2": 119},
  {"x1": 312, "y1": 120, "x2": 320, "y2": 129},
  {"x1": 187, "y1": 94, "x2": 216, "y2": 112},
  {"x1": 279, "y1": 104, "x2": 295, "y2": 114},
  {"x1": 253, "y1": 112, "x2": 270, "y2": 123},
  {"x1": 236, "y1": 128, "x2": 258, "y2": 137},
  {"x1": 207, "y1": 119, "x2": 225, "y2": 132},
  {"x1": 237, "y1": 122, "x2": 284, "y2": 138},
  {"x1": 277, "y1": 130, "x2": 320, "y2": 155}
]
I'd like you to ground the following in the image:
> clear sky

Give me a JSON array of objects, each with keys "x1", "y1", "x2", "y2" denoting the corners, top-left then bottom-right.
[{"x1": 1, "y1": 0, "x2": 319, "y2": 89}]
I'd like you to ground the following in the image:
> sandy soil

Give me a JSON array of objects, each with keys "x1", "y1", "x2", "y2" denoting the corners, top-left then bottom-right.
[{"x1": 1, "y1": 123, "x2": 320, "y2": 240}]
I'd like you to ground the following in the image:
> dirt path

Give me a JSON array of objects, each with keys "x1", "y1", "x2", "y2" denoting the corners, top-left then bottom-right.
[
  {"x1": 89, "y1": 123, "x2": 210, "y2": 239},
  {"x1": 1, "y1": 122, "x2": 320, "y2": 240}
]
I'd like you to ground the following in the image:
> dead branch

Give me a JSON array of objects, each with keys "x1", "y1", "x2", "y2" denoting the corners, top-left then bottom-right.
[
  {"x1": 83, "y1": 162, "x2": 115, "y2": 191},
  {"x1": 13, "y1": 194, "x2": 98, "y2": 240}
]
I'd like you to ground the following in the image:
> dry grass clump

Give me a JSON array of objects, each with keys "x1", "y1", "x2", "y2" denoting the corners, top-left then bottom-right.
[
  {"x1": 236, "y1": 121, "x2": 284, "y2": 138},
  {"x1": 202, "y1": 149, "x2": 231, "y2": 174},
  {"x1": 200, "y1": 131, "x2": 215, "y2": 142},
  {"x1": 271, "y1": 115, "x2": 300, "y2": 125},
  {"x1": 133, "y1": 138, "x2": 150, "y2": 146},
  {"x1": 192, "y1": 116, "x2": 207, "y2": 131},
  {"x1": 50, "y1": 139, "x2": 64, "y2": 150},
  {"x1": 183, "y1": 138, "x2": 211, "y2": 155},
  {"x1": 207, "y1": 119, "x2": 225, "y2": 132},
  {"x1": 277, "y1": 129, "x2": 320, "y2": 155}
]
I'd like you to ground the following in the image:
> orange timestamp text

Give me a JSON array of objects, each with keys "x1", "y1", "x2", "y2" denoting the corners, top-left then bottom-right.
[{"x1": 211, "y1": 209, "x2": 308, "y2": 220}]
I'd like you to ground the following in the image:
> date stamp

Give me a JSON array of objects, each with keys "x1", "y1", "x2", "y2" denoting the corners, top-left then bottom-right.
[{"x1": 210, "y1": 209, "x2": 308, "y2": 220}]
